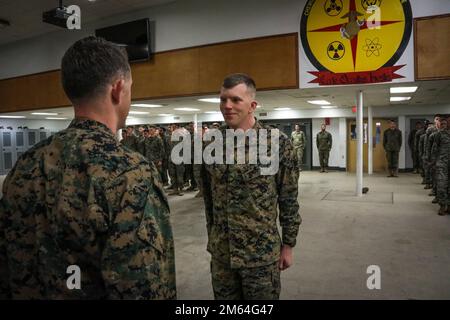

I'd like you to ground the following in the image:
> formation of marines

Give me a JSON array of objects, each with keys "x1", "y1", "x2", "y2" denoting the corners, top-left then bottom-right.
[{"x1": 411, "y1": 115, "x2": 450, "y2": 216}]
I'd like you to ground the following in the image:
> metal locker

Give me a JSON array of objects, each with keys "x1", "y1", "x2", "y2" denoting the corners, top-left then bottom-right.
[
  {"x1": 0, "y1": 129, "x2": 15, "y2": 175},
  {"x1": 15, "y1": 130, "x2": 26, "y2": 162}
]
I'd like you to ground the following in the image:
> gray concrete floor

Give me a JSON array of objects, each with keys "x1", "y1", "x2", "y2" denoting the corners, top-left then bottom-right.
[
  {"x1": 168, "y1": 171, "x2": 450, "y2": 300},
  {"x1": 1, "y1": 171, "x2": 449, "y2": 299}
]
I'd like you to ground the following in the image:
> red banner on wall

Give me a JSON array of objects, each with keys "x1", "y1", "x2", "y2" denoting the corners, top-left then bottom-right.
[{"x1": 308, "y1": 65, "x2": 406, "y2": 86}]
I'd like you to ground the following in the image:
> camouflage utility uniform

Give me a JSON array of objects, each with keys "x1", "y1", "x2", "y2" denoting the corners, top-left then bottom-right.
[
  {"x1": 291, "y1": 130, "x2": 306, "y2": 169},
  {"x1": 0, "y1": 119, "x2": 176, "y2": 299},
  {"x1": 432, "y1": 128, "x2": 450, "y2": 214},
  {"x1": 316, "y1": 130, "x2": 332, "y2": 171},
  {"x1": 414, "y1": 127, "x2": 426, "y2": 176},
  {"x1": 383, "y1": 128, "x2": 402, "y2": 176},
  {"x1": 428, "y1": 129, "x2": 440, "y2": 197},
  {"x1": 144, "y1": 136, "x2": 165, "y2": 181},
  {"x1": 201, "y1": 120, "x2": 301, "y2": 300},
  {"x1": 408, "y1": 128, "x2": 419, "y2": 172},
  {"x1": 423, "y1": 127, "x2": 438, "y2": 188},
  {"x1": 168, "y1": 130, "x2": 186, "y2": 194},
  {"x1": 121, "y1": 132, "x2": 139, "y2": 152}
]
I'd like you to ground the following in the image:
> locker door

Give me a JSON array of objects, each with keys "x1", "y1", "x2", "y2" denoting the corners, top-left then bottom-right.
[
  {"x1": 1, "y1": 130, "x2": 15, "y2": 175},
  {"x1": 27, "y1": 130, "x2": 38, "y2": 148},
  {"x1": 39, "y1": 130, "x2": 48, "y2": 143},
  {"x1": 15, "y1": 130, "x2": 26, "y2": 162}
]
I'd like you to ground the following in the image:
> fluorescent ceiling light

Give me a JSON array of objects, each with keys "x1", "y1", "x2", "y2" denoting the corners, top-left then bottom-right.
[
  {"x1": 390, "y1": 97, "x2": 411, "y2": 102},
  {"x1": 46, "y1": 117, "x2": 68, "y2": 120},
  {"x1": 390, "y1": 86, "x2": 418, "y2": 94},
  {"x1": 0, "y1": 115, "x2": 26, "y2": 118},
  {"x1": 274, "y1": 107, "x2": 291, "y2": 111},
  {"x1": 308, "y1": 100, "x2": 331, "y2": 105},
  {"x1": 131, "y1": 104, "x2": 163, "y2": 108},
  {"x1": 32, "y1": 112, "x2": 59, "y2": 116},
  {"x1": 174, "y1": 108, "x2": 201, "y2": 111},
  {"x1": 129, "y1": 111, "x2": 150, "y2": 115},
  {"x1": 204, "y1": 111, "x2": 221, "y2": 114},
  {"x1": 198, "y1": 98, "x2": 220, "y2": 103},
  {"x1": 158, "y1": 114, "x2": 174, "y2": 117},
  {"x1": 321, "y1": 106, "x2": 337, "y2": 109}
]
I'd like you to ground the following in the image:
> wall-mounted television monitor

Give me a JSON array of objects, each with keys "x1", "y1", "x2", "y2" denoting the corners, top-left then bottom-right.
[{"x1": 95, "y1": 18, "x2": 151, "y2": 62}]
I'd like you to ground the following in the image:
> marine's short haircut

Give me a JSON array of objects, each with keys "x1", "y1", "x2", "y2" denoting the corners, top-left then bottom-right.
[
  {"x1": 434, "y1": 114, "x2": 441, "y2": 119},
  {"x1": 61, "y1": 36, "x2": 131, "y2": 104},
  {"x1": 222, "y1": 73, "x2": 256, "y2": 97}
]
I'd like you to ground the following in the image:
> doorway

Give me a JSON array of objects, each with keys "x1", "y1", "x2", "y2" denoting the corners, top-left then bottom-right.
[
  {"x1": 261, "y1": 119, "x2": 312, "y2": 170},
  {"x1": 347, "y1": 118, "x2": 391, "y2": 173}
]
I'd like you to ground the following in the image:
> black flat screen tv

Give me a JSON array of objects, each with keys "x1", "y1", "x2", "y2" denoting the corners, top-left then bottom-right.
[{"x1": 95, "y1": 18, "x2": 151, "y2": 62}]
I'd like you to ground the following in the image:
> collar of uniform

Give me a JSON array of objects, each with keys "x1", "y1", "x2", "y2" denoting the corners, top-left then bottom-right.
[
  {"x1": 68, "y1": 118, "x2": 114, "y2": 136},
  {"x1": 222, "y1": 117, "x2": 263, "y2": 131}
]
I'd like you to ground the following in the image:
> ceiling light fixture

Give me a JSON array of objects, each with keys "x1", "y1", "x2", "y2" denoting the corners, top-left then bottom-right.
[
  {"x1": 129, "y1": 111, "x2": 150, "y2": 115},
  {"x1": 158, "y1": 114, "x2": 174, "y2": 117},
  {"x1": 390, "y1": 97, "x2": 411, "y2": 102},
  {"x1": 274, "y1": 107, "x2": 291, "y2": 111},
  {"x1": 308, "y1": 100, "x2": 331, "y2": 105},
  {"x1": 174, "y1": 108, "x2": 201, "y2": 112},
  {"x1": 131, "y1": 104, "x2": 163, "y2": 108},
  {"x1": 390, "y1": 86, "x2": 418, "y2": 94},
  {"x1": 204, "y1": 111, "x2": 222, "y2": 114},
  {"x1": 321, "y1": 106, "x2": 337, "y2": 109},
  {"x1": 46, "y1": 117, "x2": 68, "y2": 120},
  {"x1": 0, "y1": 115, "x2": 26, "y2": 119},
  {"x1": 198, "y1": 98, "x2": 221, "y2": 103},
  {"x1": 32, "y1": 112, "x2": 59, "y2": 116}
]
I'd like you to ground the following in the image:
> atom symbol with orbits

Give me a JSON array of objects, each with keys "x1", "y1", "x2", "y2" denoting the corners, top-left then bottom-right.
[{"x1": 363, "y1": 38, "x2": 382, "y2": 57}]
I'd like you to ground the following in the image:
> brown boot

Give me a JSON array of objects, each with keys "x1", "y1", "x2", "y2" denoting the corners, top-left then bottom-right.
[
  {"x1": 387, "y1": 169, "x2": 393, "y2": 177},
  {"x1": 392, "y1": 169, "x2": 399, "y2": 177},
  {"x1": 424, "y1": 184, "x2": 432, "y2": 189},
  {"x1": 438, "y1": 205, "x2": 447, "y2": 216},
  {"x1": 432, "y1": 197, "x2": 438, "y2": 204}
]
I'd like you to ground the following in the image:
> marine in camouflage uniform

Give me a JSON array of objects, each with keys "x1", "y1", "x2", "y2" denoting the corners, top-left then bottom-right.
[
  {"x1": 144, "y1": 130, "x2": 165, "y2": 181},
  {"x1": 428, "y1": 121, "x2": 444, "y2": 200},
  {"x1": 168, "y1": 127, "x2": 186, "y2": 196},
  {"x1": 383, "y1": 123, "x2": 402, "y2": 177},
  {"x1": 418, "y1": 128, "x2": 429, "y2": 184},
  {"x1": 160, "y1": 129, "x2": 171, "y2": 185},
  {"x1": 0, "y1": 119, "x2": 176, "y2": 299},
  {"x1": 408, "y1": 123, "x2": 421, "y2": 173},
  {"x1": 316, "y1": 126, "x2": 332, "y2": 172},
  {"x1": 0, "y1": 36, "x2": 176, "y2": 300},
  {"x1": 201, "y1": 121, "x2": 301, "y2": 300},
  {"x1": 432, "y1": 117, "x2": 449, "y2": 215},
  {"x1": 414, "y1": 125, "x2": 426, "y2": 176},
  {"x1": 423, "y1": 126, "x2": 438, "y2": 189},
  {"x1": 121, "y1": 126, "x2": 139, "y2": 152},
  {"x1": 291, "y1": 126, "x2": 306, "y2": 170}
]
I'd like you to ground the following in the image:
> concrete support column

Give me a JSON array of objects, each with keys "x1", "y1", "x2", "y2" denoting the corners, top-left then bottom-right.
[
  {"x1": 368, "y1": 106, "x2": 373, "y2": 175},
  {"x1": 356, "y1": 91, "x2": 364, "y2": 197}
]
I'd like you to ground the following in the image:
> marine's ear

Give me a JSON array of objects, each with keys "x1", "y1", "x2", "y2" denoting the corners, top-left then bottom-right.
[{"x1": 111, "y1": 78, "x2": 126, "y2": 106}]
